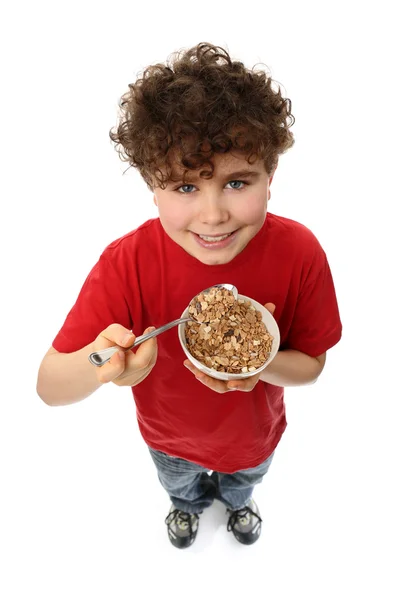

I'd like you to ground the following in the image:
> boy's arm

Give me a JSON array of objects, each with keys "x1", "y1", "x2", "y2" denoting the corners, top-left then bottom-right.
[
  {"x1": 184, "y1": 350, "x2": 326, "y2": 393},
  {"x1": 37, "y1": 344, "x2": 104, "y2": 407},
  {"x1": 258, "y1": 350, "x2": 326, "y2": 387}
]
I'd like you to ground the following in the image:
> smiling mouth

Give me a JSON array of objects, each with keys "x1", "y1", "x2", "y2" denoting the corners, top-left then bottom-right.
[{"x1": 195, "y1": 230, "x2": 237, "y2": 242}]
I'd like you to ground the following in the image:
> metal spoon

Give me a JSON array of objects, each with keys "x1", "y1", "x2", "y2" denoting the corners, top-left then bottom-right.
[{"x1": 88, "y1": 283, "x2": 238, "y2": 367}]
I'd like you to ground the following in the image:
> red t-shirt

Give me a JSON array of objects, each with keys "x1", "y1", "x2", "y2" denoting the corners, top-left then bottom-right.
[{"x1": 52, "y1": 213, "x2": 342, "y2": 473}]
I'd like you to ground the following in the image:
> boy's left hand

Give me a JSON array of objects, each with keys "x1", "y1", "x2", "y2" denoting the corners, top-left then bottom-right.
[{"x1": 183, "y1": 303, "x2": 276, "y2": 394}]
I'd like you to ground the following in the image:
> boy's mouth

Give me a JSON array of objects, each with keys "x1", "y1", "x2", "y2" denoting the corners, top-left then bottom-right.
[
  {"x1": 197, "y1": 232, "x2": 233, "y2": 242},
  {"x1": 191, "y1": 229, "x2": 239, "y2": 249}
]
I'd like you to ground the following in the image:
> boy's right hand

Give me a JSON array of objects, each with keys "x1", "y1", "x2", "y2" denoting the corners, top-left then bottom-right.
[{"x1": 92, "y1": 324, "x2": 158, "y2": 387}]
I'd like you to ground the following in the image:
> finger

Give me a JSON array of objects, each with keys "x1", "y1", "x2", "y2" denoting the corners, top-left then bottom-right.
[
  {"x1": 97, "y1": 350, "x2": 127, "y2": 384},
  {"x1": 127, "y1": 326, "x2": 156, "y2": 352},
  {"x1": 264, "y1": 302, "x2": 276, "y2": 315},
  {"x1": 195, "y1": 372, "x2": 228, "y2": 394},
  {"x1": 113, "y1": 362, "x2": 154, "y2": 387},
  {"x1": 97, "y1": 323, "x2": 136, "y2": 349},
  {"x1": 227, "y1": 373, "x2": 260, "y2": 393},
  {"x1": 125, "y1": 327, "x2": 158, "y2": 370},
  {"x1": 184, "y1": 361, "x2": 230, "y2": 394}
]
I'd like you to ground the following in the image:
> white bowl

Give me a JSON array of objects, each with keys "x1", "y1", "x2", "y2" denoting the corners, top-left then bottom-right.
[{"x1": 178, "y1": 294, "x2": 280, "y2": 381}]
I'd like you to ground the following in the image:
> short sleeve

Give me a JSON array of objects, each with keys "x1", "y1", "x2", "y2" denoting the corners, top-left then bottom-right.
[
  {"x1": 285, "y1": 247, "x2": 342, "y2": 357},
  {"x1": 52, "y1": 254, "x2": 133, "y2": 353}
]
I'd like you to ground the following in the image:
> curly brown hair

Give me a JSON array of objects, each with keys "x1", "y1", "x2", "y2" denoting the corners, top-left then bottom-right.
[{"x1": 109, "y1": 42, "x2": 295, "y2": 189}]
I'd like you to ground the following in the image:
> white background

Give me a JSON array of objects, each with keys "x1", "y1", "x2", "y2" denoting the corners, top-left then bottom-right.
[{"x1": 1, "y1": 1, "x2": 399, "y2": 598}]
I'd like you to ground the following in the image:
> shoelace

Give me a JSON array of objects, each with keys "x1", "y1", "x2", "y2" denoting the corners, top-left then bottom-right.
[
  {"x1": 227, "y1": 505, "x2": 262, "y2": 532},
  {"x1": 165, "y1": 509, "x2": 198, "y2": 534}
]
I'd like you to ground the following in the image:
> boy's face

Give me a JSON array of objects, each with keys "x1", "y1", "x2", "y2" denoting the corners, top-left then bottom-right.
[{"x1": 153, "y1": 153, "x2": 274, "y2": 266}]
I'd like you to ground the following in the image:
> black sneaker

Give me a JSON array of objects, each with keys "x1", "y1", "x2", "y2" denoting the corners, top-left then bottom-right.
[
  {"x1": 165, "y1": 504, "x2": 200, "y2": 549},
  {"x1": 227, "y1": 498, "x2": 262, "y2": 545}
]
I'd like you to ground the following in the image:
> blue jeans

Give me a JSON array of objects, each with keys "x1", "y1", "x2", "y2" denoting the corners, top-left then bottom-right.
[{"x1": 148, "y1": 447, "x2": 274, "y2": 514}]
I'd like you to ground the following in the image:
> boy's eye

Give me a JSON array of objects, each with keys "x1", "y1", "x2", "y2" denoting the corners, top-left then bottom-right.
[
  {"x1": 177, "y1": 184, "x2": 196, "y2": 193},
  {"x1": 227, "y1": 180, "x2": 246, "y2": 190}
]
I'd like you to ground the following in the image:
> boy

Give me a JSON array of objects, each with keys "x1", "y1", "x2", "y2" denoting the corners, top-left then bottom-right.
[{"x1": 37, "y1": 42, "x2": 342, "y2": 549}]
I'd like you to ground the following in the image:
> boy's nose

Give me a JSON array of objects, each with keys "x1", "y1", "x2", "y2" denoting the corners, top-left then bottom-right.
[{"x1": 198, "y1": 195, "x2": 229, "y2": 225}]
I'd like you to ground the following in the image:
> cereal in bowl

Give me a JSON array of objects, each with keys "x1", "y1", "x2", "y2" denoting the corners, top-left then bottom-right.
[{"x1": 185, "y1": 287, "x2": 274, "y2": 374}]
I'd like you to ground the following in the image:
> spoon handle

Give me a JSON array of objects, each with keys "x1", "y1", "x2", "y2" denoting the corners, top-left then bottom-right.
[{"x1": 88, "y1": 317, "x2": 193, "y2": 367}]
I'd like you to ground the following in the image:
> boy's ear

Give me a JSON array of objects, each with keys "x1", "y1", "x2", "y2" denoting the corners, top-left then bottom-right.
[
  {"x1": 267, "y1": 168, "x2": 276, "y2": 201},
  {"x1": 269, "y1": 161, "x2": 278, "y2": 185},
  {"x1": 153, "y1": 195, "x2": 158, "y2": 207}
]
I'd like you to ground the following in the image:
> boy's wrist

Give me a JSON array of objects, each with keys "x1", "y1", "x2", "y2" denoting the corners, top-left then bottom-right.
[{"x1": 259, "y1": 349, "x2": 324, "y2": 387}]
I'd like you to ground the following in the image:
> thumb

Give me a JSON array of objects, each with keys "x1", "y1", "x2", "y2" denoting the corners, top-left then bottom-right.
[{"x1": 264, "y1": 302, "x2": 276, "y2": 315}]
